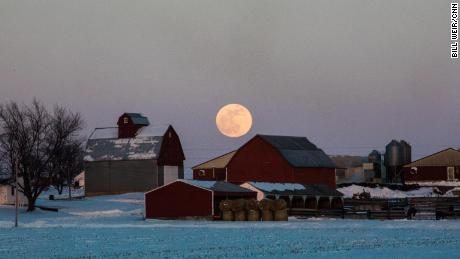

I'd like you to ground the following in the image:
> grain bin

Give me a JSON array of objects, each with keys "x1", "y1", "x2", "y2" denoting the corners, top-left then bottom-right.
[{"x1": 384, "y1": 140, "x2": 402, "y2": 167}]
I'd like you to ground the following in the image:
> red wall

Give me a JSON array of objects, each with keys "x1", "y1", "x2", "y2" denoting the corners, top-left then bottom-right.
[
  {"x1": 193, "y1": 168, "x2": 226, "y2": 181},
  {"x1": 403, "y1": 166, "x2": 460, "y2": 182},
  {"x1": 117, "y1": 115, "x2": 144, "y2": 138},
  {"x1": 158, "y1": 127, "x2": 185, "y2": 166},
  {"x1": 145, "y1": 181, "x2": 213, "y2": 218},
  {"x1": 226, "y1": 136, "x2": 336, "y2": 188}
]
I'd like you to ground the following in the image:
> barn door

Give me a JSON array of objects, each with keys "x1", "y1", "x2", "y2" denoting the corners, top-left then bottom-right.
[{"x1": 163, "y1": 166, "x2": 179, "y2": 185}]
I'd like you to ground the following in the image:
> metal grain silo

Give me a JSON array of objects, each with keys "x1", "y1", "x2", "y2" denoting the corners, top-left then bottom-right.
[
  {"x1": 384, "y1": 140, "x2": 402, "y2": 167},
  {"x1": 368, "y1": 150, "x2": 382, "y2": 163},
  {"x1": 400, "y1": 140, "x2": 412, "y2": 165}
]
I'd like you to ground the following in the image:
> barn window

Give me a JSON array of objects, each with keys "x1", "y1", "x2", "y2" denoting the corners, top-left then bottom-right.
[
  {"x1": 123, "y1": 117, "x2": 129, "y2": 124},
  {"x1": 447, "y1": 167, "x2": 455, "y2": 181},
  {"x1": 168, "y1": 132, "x2": 172, "y2": 138}
]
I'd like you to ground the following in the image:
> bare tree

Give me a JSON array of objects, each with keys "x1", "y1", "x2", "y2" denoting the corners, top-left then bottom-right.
[
  {"x1": 49, "y1": 142, "x2": 84, "y2": 197},
  {"x1": 0, "y1": 99, "x2": 83, "y2": 211}
]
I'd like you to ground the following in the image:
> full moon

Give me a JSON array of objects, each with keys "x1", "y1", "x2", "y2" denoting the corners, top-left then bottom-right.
[{"x1": 216, "y1": 104, "x2": 253, "y2": 138}]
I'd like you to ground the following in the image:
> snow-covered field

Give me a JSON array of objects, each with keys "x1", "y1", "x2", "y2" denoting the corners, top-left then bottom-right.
[{"x1": 1, "y1": 192, "x2": 460, "y2": 258}]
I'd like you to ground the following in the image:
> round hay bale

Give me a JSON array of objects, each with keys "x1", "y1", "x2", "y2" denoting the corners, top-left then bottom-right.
[
  {"x1": 247, "y1": 210, "x2": 260, "y2": 221},
  {"x1": 219, "y1": 199, "x2": 233, "y2": 211},
  {"x1": 245, "y1": 199, "x2": 258, "y2": 211},
  {"x1": 274, "y1": 209, "x2": 288, "y2": 221},
  {"x1": 234, "y1": 210, "x2": 247, "y2": 221},
  {"x1": 231, "y1": 199, "x2": 247, "y2": 212},
  {"x1": 261, "y1": 210, "x2": 274, "y2": 221},
  {"x1": 222, "y1": 210, "x2": 234, "y2": 221},
  {"x1": 258, "y1": 199, "x2": 274, "y2": 211},
  {"x1": 273, "y1": 199, "x2": 287, "y2": 211}
]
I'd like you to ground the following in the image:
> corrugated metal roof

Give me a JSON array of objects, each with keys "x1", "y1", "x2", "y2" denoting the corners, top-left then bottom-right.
[
  {"x1": 183, "y1": 180, "x2": 255, "y2": 193},
  {"x1": 84, "y1": 125, "x2": 170, "y2": 162},
  {"x1": 258, "y1": 135, "x2": 336, "y2": 168},
  {"x1": 403, "y1": 148, "x2": 460, "y2": 167},
  {"x1": 125, "y1": 113, "x2": 150, "y2": 125},
  {"x1": 247, "y1": 181, "x2": 343, "y2": 197},
  {"x1": 84, "y1": 136, "x2": 162, "y2": 162},
  {"x1": 192, "y1": 151, "x2": 236, "y2": 170}
]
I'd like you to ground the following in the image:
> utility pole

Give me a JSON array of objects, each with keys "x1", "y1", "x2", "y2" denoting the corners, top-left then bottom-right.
[
  {"x1": 14, "y1": 158, "x2": 19, "y2": 228},
  {"x1": 68, "y1": 168, "x2": 72, "y2": 200}
]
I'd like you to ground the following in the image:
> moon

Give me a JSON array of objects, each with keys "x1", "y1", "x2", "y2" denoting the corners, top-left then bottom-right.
[{"x1": 216, "y1": 104, "x2": 253, "y2": 138}]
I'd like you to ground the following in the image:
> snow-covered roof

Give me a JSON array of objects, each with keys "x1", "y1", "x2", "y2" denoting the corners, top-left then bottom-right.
[
  {"x1": 182, "y1": 180, "x2": 255, "y2": 194},
  {"x1": 249, "y1": 182, "x2": 306, "y2": 192},
  {"x1": 246, "y1": 182, "x2": 343, "y2": 197},
  {"x1": 192, "y1": 151, "x2": 236, "y2": 170},
  {"x1": 84, "y1": 125, "x2": 171, "y2": 162}
]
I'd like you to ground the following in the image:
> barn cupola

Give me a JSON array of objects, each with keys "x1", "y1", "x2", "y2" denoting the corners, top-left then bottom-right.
[{"x1": 117, "y1": 113, "x2": 150, "y2": 138}]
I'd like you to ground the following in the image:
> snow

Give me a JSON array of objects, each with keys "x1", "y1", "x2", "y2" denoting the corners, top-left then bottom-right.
[
  {"x1": 338, "y1": 185, "x2": 439, "y2": 198},
  {"x1": 136, "y1": 125, "x2": 169, "y2": 137},
  {"x1": 249, "y1": 182, "x2": 306, "y2": 192},
  {"x1": 183, "y1": 179, "x2": 217, "y2": 189},
  {"x1": 89, "y1": 127, "x2": 118, "y2": 139},
  {"x1": 1, "y1": 191, "x2": 460, "y2": 258},
  {"x1": 405, "y1": 181, "x2": 460, "y2": 187}
]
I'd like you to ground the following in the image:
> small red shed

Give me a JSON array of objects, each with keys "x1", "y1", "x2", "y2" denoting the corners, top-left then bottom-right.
[
  {"x1": 144, "y1": 180, "x2": 256, "y2": 219},
  {"x1": 192, "y1": 151, "x2": 236, "y2": 181}
]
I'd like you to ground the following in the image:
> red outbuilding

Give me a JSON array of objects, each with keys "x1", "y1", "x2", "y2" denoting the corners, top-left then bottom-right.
[
  {"x1": 403, "y1": 148, "x2": 460, "y2": 184},
  {"x1": 144, "y1": 179, "x2": 256, "y2": 219},
  {"x1": 193, "y1": 135, "x2": 337, "y2": 188}
]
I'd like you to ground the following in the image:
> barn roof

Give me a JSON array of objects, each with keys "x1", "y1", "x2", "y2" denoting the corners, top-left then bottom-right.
[
  {"x1": 124, "y1": 113, "x2": 150, "y2": 125},
  {"x1": 183, "y1": 180, "x2": 255, "y2": 194},
  {"x1": 403, "y1": 148, "x2": 460, "y2": 167},
  {"x1": 258, "y1": 135, "x2": 336, "y2": 168},
  {"x1": 192, "y1": 151, "x2": 237, "y2": 170},
  {"x1": 84, "y1": 125, "x2": 170, "y2": 162},
  {"x1": 246, "y1": 182, "x2": 343, "y2": 197}
]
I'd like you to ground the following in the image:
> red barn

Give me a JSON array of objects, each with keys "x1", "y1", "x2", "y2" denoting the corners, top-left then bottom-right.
[
  {"x1": 193, "y1": 135, "x2": 337, "y2": 188},
  {"x1": 144, "y1": 180, "x2": 256, "y2": 219},
  {"x1": 403, "y1": 148, "x2": 460, "y2": 184},
  {"x1": 84, "y1": 113, "x2": 185, "y2": 196}
]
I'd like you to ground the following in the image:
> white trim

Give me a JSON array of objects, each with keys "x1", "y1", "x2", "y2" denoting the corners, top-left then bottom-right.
[{"x1": 145, "y1": 179, "x2": 214, "y2": 195}]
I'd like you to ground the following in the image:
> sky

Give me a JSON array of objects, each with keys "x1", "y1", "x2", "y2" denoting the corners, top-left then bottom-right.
[{"x1": 0, "y1": 0, "x2": 459, "y2": 172}]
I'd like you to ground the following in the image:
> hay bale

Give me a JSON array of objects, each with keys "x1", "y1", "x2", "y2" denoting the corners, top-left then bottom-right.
[
  {"x1": 261, "y1": 210, "x2": 273, "y2": 221},
  {"x1": 222, "y1": 210, "x2": 234, "y2": 221},
  {"x1": 273, "y1": 199, "x2": 287, "y2": 210},
  {"x1": 234, "y1": 210, "x2": 247, "y2": 221},
  {"x1": 258, "y1": 199, "x2": 274, "y2": 211},
  {"x1": 245, "y1": 199, "x2": 258, "y2": 211},
  {"x1": 274, "y1": 209, "x2": 288, "y2": 221},
  {"x1": 247, "y1": 210, "x2": 260, "y2": 221},
  {"x1": 219, "y1": 199, "x2": 233, "y2": 211},
  {"x1": 231, "y1": 199, "x2": 247, "y2": 212}
]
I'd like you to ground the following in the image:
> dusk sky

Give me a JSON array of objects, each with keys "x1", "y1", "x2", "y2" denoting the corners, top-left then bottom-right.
[{"x1": 1, "y1": 0, "x2": 459, "y2": 172}]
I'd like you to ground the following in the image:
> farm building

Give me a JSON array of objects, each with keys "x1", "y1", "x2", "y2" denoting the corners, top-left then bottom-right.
[
  {"x1": 144, "y1": 179, "x2": 256, "y2": 219},
  {"x1": 240, "y1": 182, "x2": 343, "y2": 210},
  {"x1": 84, "y1": 113, "x2": 185, "y2": 196},
  {"x1": 403, "y1": 148, "x2": 460, "y2": 185},
  {"x1": 192, "y1": 151, "x2": 235, "y2": 181},
  {"x1": 0, "y1": 178, "x2": 27, "y2": 206},
  {"x1": 193, "y1": 135, "x2": 337, "y2": 188}
]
